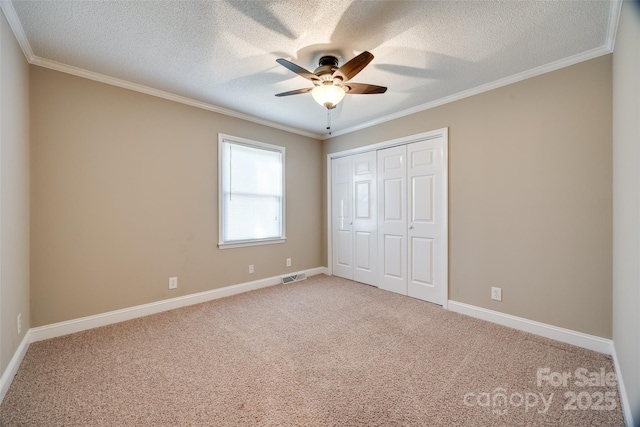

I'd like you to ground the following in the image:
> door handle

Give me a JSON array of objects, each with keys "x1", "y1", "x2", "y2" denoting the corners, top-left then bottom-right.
[{"x1": 409, "y1": 225, "x2": 414, "y2": 230}]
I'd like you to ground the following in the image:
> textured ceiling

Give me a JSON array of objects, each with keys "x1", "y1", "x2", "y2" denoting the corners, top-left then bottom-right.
[{"x1": 6, "y1": 1, "x2": 617, "y2": 138}]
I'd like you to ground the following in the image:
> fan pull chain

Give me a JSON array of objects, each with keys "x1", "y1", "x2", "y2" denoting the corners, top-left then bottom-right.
[{"x1": 326, "y1": 109, "x2": 332, "y2": 135}]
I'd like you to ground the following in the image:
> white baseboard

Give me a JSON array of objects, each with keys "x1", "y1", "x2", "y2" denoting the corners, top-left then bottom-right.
[
  {"x1": 448, "y1": 300, "x2": 613, "y2": 354},
  {"x1": 30, "y1": 267, "x2": 327, "y2": 343},
  {"x1": 0, "y1": 330, "x2": 31, "y2": 404},
  {"x1": 611, "y1": 343, "x2": 635, "y2": 427}
]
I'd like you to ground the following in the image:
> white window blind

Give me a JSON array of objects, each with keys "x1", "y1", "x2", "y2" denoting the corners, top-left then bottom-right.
[{"x1": 218, "y1": 135, "x2": 285, "y2": 248}]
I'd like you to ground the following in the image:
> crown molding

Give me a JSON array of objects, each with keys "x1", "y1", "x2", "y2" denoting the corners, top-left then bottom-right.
[
  {"x1": 31, "y1": 56, "x2": 322, "y2": 139},
  {"x1": 605, "y1": 0, "x2": 623, "y2": 51},
  {"x1": 322, "y1": 45, "x2": 614, "y2": 140},
  {"x1": 0, "y1": 0, "x2": 34, "y2": 61}
]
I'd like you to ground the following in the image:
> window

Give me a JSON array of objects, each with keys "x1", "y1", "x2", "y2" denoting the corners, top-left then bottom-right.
[{"x1": 218, "y1": 134, "x2": 285, "y2": 248}]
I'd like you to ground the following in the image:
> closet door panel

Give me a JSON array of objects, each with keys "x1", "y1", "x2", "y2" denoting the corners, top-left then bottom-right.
[
  {"x1": 355, "y1": 232, "x2": 372, "y2": 270},
  {"x1": 411, "y1": 236, "x2": 433, "y2": 285},
  {"x1": 407, "y1": 138, "x2": 445, "y2": 304},
  {"x1": 331, "y1": 156, "x2": 353, "y2": 279},
  {"x1": 412, "y1": 175, "x2": 434, "y2": 222},
  {"x1": 377, "y1": 145, "x2": 408, "y2": 295},
  {"x1": 352, "y1": 151, "x2": 377, "y2": 285}
]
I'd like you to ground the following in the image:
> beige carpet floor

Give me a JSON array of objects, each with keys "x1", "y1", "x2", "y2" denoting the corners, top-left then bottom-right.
[{"x1": 0, "y1": 275, "x2": 624, "y2": 426}]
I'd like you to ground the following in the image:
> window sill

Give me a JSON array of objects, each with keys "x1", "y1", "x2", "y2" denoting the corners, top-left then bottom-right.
[{"x1": 218, "y1": 238, "x2": 286, "y2": 250}]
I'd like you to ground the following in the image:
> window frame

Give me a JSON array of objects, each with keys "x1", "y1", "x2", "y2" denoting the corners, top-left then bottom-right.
[{"x1": 217, "y1": 134, "x2": 286, "y2": 249}]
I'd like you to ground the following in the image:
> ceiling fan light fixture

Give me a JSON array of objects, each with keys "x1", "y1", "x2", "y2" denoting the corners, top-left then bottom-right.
[
  {"x1": 275, "y1": 51, "x2": 385, "y2": 115},
  {"x1": 311, "y1": 83, "x2": 345, "y2": 110}
]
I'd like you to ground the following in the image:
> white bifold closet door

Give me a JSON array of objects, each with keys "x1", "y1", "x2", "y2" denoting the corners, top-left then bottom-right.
[
  {"x1": 377, "y1": 138, "x2": 446, "y2": 304},
  {"x1": 331, "y1": 156, "x2": 354, "y2": 279},
  {"x1": 376, "y1": 145, "x2": 407, "y2": 294},
  {"x1": 331, "y1": 151, "x2": 378, "y2": 285}
]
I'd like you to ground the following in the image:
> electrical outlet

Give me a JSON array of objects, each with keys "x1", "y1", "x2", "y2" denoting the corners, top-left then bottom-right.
[
  {"x1": 17, "y1": 313, "x2": 22, "y2": 335},
  {"x1": 491, "y1": 287, "x2": 502, "y2": 301},
  {"x1": 286, "y1": 258, "x2": 291, "y2": 267},
  {"x1": 169, "y1": 277, "x2": 178, "y2": 289},
  {"x1": 249, "y1": 265, "x2": 254, "y2": 274}
]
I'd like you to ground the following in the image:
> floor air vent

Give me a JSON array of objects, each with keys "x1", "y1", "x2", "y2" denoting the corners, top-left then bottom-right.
[{"x1": 281, "y1": 273, "x2": 307, "y2": 284}]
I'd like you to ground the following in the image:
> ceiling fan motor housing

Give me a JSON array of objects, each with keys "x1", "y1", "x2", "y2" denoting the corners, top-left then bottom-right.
[
  {"x1": 315, "y1": 56, "x2": 340, "y2": 81},
  {"x1": 318, "y1": 56, "x2": 339, "y2": 67}
]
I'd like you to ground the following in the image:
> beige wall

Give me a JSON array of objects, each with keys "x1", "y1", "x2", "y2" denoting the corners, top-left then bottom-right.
[
  {"x1": 30, "y1": 67, "x2": 323, "y2": 327},
  {"x1": 324, "y1": 55, "x2": 613, "y2": 339},
  {"x1": 613, "y1": 2, "x2": 640, "y2": 423},
  {"x1": 0, "y1": 12, "x2": 30, "y2": 375}
]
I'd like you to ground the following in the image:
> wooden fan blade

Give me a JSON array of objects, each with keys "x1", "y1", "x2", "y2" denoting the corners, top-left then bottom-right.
[
  {"x1": 275, "y1": 87, "x2": 313, "y2": 97},
  {"x1": 333, "y1": 51, "x2": 374, "y2": 82},
  {"x1": 276, "y1": 58, "x2": 321, "y2": 82},
  {"x1": 344, "y1": 83, "x2": 387, "y2": 94}
]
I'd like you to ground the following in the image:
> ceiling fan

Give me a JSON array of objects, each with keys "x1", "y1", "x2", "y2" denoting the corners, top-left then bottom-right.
[{"x1": 275, "y1": 51, "x2": 387, "y2": 110}]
